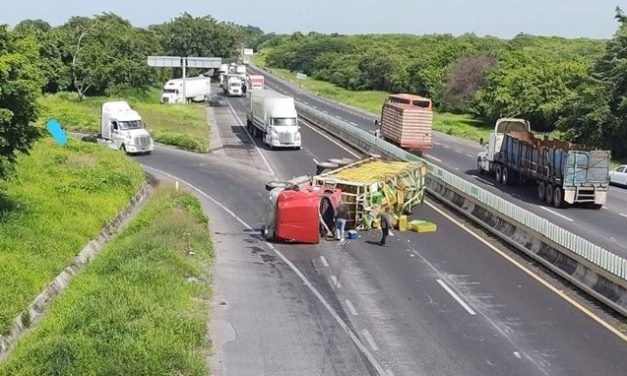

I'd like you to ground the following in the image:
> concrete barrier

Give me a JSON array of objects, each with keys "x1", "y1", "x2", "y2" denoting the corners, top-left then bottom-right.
[{"x1": 0, "y1": 183, "x2": 151, "y2": 361}]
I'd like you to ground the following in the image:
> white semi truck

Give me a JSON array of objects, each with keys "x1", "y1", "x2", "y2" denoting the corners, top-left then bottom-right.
[
  {"x1": 160, "y1": 77, "x2": 211, "y2": 104},
  {"x1": 246, "y1": 89, "x2": 301, "y2": 149},
  {"x1": 99, "y1": 101, "x2": 154, "y2": 154},
  {"x1": 224, "y1": 74, "x2": 244, "y2": 97}
]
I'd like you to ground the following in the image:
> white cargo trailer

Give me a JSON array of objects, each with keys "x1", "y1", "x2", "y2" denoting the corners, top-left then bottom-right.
[
  {"x1": 160, "y1": 77, "x2": 211, "y2": 104},
  {"x1": 246, "y1": 89, "x2": 301, "y2": 149}
]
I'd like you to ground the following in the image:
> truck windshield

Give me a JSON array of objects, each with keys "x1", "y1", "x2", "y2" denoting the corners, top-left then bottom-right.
[
  {"x1": 163, "y1": 89, "x2": 176, "y2": 94},
  {"x1": 119, "y1": 120, "x2": 142, "y2": 130},
  {"x1": 230, "y1": 82, "x2": 241, "y2": 87},
  {"x1": 272, "y1": 118, "x2": 296, "y2": 126}
]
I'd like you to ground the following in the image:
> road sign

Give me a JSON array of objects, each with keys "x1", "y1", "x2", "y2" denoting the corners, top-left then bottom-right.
[
  {"x1": 186, "y1": 57, "x2": 222, "y2": 68},
  {"x1": 147, "y1": 56, "x2": 182, "y2": 67},
  {"x1": 296, "y1": 73, "x2": 308, "y2": 80},
  {"x1": 243, "y1": 48, "x2": 254, "y2": 56}
]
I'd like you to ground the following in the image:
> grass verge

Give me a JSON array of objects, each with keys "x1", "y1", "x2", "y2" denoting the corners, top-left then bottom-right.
[
  {"x1": 38, "y1": 89, "x2": 209, "y2": 153},
  {"x1": 0, "y1": 184, "x2": 213, "y2": 376},
  {"x1": 0, "y1": 139, "x2": 144, "y2": 335}
]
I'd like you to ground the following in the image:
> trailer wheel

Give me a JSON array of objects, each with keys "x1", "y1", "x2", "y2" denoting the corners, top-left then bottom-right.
[
  {"x1": 545, "y1": 184, "x2": 554, "y2": 205},
  {"x1": 537, "y1": 182, "x2": 546, "y2": 202},
  {"x1": 495, "y1": 165, "x2": 502, "y2": 184},
  {"x1": 553, "y1": 187, "x2": 565, "y2": 208},
  {"x1": 501, "y1": 167, "x2": 509, "y2": 185}
]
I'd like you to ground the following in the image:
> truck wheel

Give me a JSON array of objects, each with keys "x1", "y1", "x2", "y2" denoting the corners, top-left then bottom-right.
[
  {"x1": 545, "y1": 184, "x2": 554, "y2": 205},
  {"x1": 120, "y1": 144, "x2": 127, "y2": 154},
  {"x1": 589, "y1": 204, "x2": 603, "y2": 210},
  {"x1": 501, "y1": 167, "x2": 509, "y2": 185},
  {"x1": 553, "y1": 187, "x2": 565, "y2": 208},
  {"x1": 477, "y1": 159, "x2": 483, "y2": 174},
  {"x1": 265, "y1": 181, "x2": 291, "y2": 191},
  {"x1": 537, "y1": 182, "x2": 546, "y2": 202},
  {"x1": 495, "y1": 165, "x2": 502, "y2": 184}
]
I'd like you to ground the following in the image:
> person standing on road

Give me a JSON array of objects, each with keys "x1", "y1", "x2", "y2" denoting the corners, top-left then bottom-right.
[
  {"x1": 379, "y1": 208, "x2": 393, "y2": 246},
  {"x1": 335, "y1": 203, "x2": 349, "y2": 241}
]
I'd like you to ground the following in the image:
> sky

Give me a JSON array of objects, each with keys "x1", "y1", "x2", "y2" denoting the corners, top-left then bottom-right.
[{"x1": 0, "y1": 0, "x2": 622, "y2": 39}]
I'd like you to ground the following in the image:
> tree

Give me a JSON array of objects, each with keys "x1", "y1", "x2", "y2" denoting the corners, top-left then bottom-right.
[
  {"x1": 13, "y1": 20, "x2": 70, "y2": 93},
  {"x1": 443, "y1": 55, "x2": 495, "y2": 112},
  {"x1": 151, "y1": 13, "x2": 241, "y2": 59},
  {"x1": 59, "y1": 13, "x2": 163, "y2": 99},
  {"x1": 0, "y1": 26, "x2": 44, "y2": 178},
  {"x1": 558, "y1": 7, "x2": 627, "y2": 157}
]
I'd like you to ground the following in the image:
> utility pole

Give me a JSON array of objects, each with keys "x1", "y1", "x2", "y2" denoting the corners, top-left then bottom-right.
[{"x1": 182, "y1": 57, "x2": 187, "y2": 103}]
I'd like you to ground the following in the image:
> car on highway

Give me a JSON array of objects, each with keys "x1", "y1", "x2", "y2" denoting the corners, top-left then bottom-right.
[
  {"x1": 609, "y1": 165, "x2": 627, "y2": 187},
  {"x1": 209, "y1": 95, "x2": 228, "y2": 107}
]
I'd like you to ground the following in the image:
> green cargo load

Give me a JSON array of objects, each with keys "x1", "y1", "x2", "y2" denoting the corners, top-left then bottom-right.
[{"x1": 312, "y1": 157, "x2": 427, "y2": 230}]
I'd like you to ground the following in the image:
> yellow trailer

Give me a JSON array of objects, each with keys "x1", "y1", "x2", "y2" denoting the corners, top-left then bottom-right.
[{"x1": 311, "y1": 157, "x2": 427, "y2": 230}]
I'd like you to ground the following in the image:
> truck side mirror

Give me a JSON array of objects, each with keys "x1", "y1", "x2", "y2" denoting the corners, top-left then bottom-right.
[
  {"x1": 374, "y1": 120, "x2": 379, "y2": 126},
  {"x1": 479, "y1": 137, "x2": 484, "y2": 145}
]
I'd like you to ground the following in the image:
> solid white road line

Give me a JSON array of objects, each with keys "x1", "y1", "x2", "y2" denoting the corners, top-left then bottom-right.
[
  {"x1": 320, "y1": 256, "x2": 330, "y2": 267},
  {"x1": 540, "y1": 207, "x2": 574, "y2": 222},
  {"x1": 361, "y1": 329, "x2": 379, "y2": 351},
  {"x1": 345, "y1": 299, "x2": 359, "y2": 316},
  {"x1": 141, "y1": 166, "x2": 388, "y2": 375},
  {"x1": 620, "y1": 213, "x2": 627, "y2": 219},
  {"x1": 226, "y1": 100, "x2": 277, "y2": 179},
  {"x1": 436, "y1": 279, "x2": 477, "y2": 315},
  {"x1": 425, "y1": 155, "x2": 443, "y2": 163}
]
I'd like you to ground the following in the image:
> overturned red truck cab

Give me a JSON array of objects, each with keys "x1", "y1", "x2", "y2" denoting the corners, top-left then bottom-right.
[{"x1": 263, "y1": 182, "x2": 341, "y2": 244}]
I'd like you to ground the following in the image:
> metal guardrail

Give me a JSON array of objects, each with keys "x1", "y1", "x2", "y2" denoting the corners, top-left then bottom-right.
[{"x1": 297, "y1": 102, "x2": 627, "y2": 281}]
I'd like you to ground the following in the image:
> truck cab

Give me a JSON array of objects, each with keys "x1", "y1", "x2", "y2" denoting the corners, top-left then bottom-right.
[
  {"x1": 100, "y1": 101, "x2": 154, "y2": 154},
  {"x1": 478, "y1": 118, "x2": 530, "y2": 173},
  {"x1": 226, "y1": 75, "x2": 243, "y2": 96},
  {"x1": 247, "y1": 90, "x2": 301, "y2": 149}
]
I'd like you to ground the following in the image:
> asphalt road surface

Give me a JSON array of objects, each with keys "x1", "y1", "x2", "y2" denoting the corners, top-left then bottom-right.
[{"x1": 134, "y1": 93, "x2": 627, "y2": 375}]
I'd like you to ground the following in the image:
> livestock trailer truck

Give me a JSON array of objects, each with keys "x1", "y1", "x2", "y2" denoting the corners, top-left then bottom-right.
[
  {"x1": 477, "y1": 118, "x2": 610, "y2": 208},
  {"x1": 376, "y1": 94, "x2": 433, "y2": 154}
]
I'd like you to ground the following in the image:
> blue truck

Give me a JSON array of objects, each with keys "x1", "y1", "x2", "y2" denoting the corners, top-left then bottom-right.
[{"x1": 477, "y1": 118, "x2": 610, "y2": 208}]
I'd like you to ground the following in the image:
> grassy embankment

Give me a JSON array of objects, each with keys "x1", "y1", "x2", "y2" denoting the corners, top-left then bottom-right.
[
  {"x1": 0, "y1": 184, "x2": 213, "y2": 375},
  {"x1": 253, "y1": 53, "x2": 492, "y2": 143},
  {"x1": 38, "y1": 89, "x2": 209, "y2": 152},
  {"x1": 0, "y1": 139, "x2": 144, "y2": 335}
]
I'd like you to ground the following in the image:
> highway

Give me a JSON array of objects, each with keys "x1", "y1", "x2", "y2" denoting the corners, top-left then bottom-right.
[
  {"x1": 135, "y1": 91, "x2": 627, "y2": 375},
  {"x1": 250, "y1": 66, "x2": 627, "y2": 258}
]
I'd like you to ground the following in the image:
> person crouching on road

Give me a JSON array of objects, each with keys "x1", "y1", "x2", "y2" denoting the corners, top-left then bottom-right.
[
  {"x1": 379, "y1": 208, "x2": 393, "y2": 246},
  {"x1": 334, "y1": 204, "x2": 349, "y2": 241}
]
